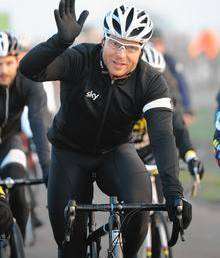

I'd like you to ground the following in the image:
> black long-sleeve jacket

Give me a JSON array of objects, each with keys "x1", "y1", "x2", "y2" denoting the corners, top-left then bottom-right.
[
  {"x1": 19, "y1": 34, "x2": 183, "y2": 198},
  {"x1": 133, "y1": 67, "x2": 194, "y2": 161},
  {"x1": 0, "y1": 73, "x2": 50, "y2": 175}
]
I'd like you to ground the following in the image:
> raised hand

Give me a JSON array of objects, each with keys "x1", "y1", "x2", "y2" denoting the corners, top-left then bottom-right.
[{"x1": 54, "y1": 0, "x2": 89, "y2": 43}]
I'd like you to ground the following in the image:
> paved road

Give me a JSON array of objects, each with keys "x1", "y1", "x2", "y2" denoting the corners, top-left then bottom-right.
[{"x1": 25, "y1": 185, "x2": 220, "y2": 258}]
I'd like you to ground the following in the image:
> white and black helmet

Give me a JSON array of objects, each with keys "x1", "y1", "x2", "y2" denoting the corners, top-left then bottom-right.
[
  {"x1": 0, "y1": 31, "x2": 20, "y2": 57},
  {"x1": 103, "y1": 5, "x2": 153, "y2": 43},
  {"x1": 142, "y1": 45, "x2": 166, "y2": 72}
]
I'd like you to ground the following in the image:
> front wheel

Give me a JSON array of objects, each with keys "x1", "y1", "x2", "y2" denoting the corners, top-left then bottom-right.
[
  {"x1": 151, "y1": 212, "x2": 173, "y2": 258},
  {"x1": 0, "y1": 236, "x2": 10, "y2": 258},
  {"x1": 138, "y1": 212, "x2": 173, "y2": 258},
  {"x1": 9, "y1": 222, "x2": 26, "y2": 258}
]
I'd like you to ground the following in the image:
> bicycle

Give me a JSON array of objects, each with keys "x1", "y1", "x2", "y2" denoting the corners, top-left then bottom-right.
[
  {"x1": 138, "y1": 164, "x2": 173, "y2": 258},
  {"x1": 0, "y1": 177, "x2": 44, "y2": 258},
  {"x1": 62, "y1": 196, "x2": 185, "y2": 258},
  {"x1": 139, "y1": 163, "x2": 199, "y2": 258}
]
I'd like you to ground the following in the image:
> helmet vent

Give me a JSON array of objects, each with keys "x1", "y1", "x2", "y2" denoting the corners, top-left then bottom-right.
[
  {"x1": 113, "y1": 8, "x2": 119, "y2": 17},
  {"x1": 141, "y1": 17, "x2": 148, "y2": 24},
  {"x1": 125, "y1": 7, "x2": 134, "y2": 31},
  {"x1": 137, "y1": 11, "x2": 145, "y2": 19},
  {"x1": 143, "y1": 30, "x2": 153, "y2": 39},
  {"x1": 119, "y1": 5, "x2": 125, "y2": 14},
  {"x1": 113, "y1": 19, "x2": 121, "y2": 34},
  {"x1": 129, "y1": 26, "x2": 144, "y2": 37},
  {"x1": 104, "y1": 18, "x2": 109, "y2": 30}
]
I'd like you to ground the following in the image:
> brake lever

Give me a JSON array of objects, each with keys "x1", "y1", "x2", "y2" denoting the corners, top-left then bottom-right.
[
  {"x1": 168, "y1": 204, "x2": 185, "y2": 247},
  {"x1": 177, "y1": 205, "x2": 185, "y2": 241}
]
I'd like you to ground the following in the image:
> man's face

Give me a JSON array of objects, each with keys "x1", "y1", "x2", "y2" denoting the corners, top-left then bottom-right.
[
  {"x1": 102, "y1": 35, "x2": 143, "y2": 79},
  {"x1": 0, "y1": 55, "x2": 18, "y2": 87}
]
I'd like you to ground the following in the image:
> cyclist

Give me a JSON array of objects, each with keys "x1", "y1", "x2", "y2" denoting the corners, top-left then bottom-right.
[
  {"x1": 19, "y1": 1, "x2": 192, "y2": 257},
  {"x1": 136, "y1": 45, "x2": 204, "y2": 180},
  {"x1": 150, "y1": 28, "x2": 195, "y2": 127},
  {"x1": 133, "y1": 45, "x2": 202, "y2": 257},
  {"x1": 0, "y1": 31, "x2": 50, "y2": 239},
  {"x1": 0, "y1": 186, "x2": 13, "y2": 235},
  {"x1": 213, "y1": 90, "x2": 220, "y2": 167}
]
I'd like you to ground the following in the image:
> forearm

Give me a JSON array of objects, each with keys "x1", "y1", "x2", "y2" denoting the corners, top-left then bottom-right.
[
  {"x1": 31, "y1": 118, "x2": 50, "y2": 175},
  {"x1": 19, "y1": 34, "x2": 72, "y2": 81},
  {"x1": 146, "y1": 110, "x2": 183, "y2": 198},
  {"x1": 28, "y1": 90, "x2": 51, "y2": 176}
]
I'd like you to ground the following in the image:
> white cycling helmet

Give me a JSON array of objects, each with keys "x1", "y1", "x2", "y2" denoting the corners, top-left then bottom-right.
[
  {"x1": 0, "y1": 31, "x2": 20, "y2": 57},
  {"x1": 142, "y1": 45, "x2": 166, "y2": 72},
  {"x1": 103, "y1": 5, "x2": 153, "y2": 43}
]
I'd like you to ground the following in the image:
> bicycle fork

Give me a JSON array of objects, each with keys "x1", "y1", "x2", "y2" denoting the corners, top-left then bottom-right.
[{"x1": 143, "y1": 218, "x2": 170, "y2": 258}]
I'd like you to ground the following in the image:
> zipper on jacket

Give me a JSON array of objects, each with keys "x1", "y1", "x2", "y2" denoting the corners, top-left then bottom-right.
[
  {"x1": 0, "y1": 87, "x2": 10, "y2": 144},
  {"x1": 93, "y1": 79, "x2": 114, "y2": 154}
]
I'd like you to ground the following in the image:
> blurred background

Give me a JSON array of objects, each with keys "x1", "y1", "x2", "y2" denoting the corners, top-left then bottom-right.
[{"x1": 1, "y1": 0, "x2": 220, "y2": 257}]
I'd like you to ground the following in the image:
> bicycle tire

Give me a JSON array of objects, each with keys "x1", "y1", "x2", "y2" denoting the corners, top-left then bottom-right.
[
  {"x1": 25, "y1": 213, "x2": 36, "y2": 247},
  {"x1": 87, "y1": 242, "x2": 98, "y2": 258},
  {"x1": 151, "y1": 212, "x2": 173, "y2": 258},
  {"x1": 10, "y1": 222, "x2": 26, "y2": 258},
  {"x1": 0, "y1": 238, "x2": 10, "y2": 258}
]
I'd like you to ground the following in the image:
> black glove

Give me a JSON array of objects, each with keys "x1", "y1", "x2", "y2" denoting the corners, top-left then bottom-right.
[
  {"x1": 0, "y1": 198, "x2": 13, "y2": 235},
  {"x1": 187, "y1": 157, "x2": 204, "y2": 180},
  {"x1": 54, "y1": 0, "x2": 89, "y2": 43},
  {"x1": 166, "y1": 197, "x2": 192, "y2": 230}
]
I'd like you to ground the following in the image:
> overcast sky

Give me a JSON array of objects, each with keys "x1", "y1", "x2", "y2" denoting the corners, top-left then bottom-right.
[{"x1": 1, "y1": 0, "x2": 220, "y2": 40}]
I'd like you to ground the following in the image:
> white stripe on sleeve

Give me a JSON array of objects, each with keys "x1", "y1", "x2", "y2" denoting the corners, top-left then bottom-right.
[{"x1": 143, "y1": 97, "x2": 173, "y2": 113}]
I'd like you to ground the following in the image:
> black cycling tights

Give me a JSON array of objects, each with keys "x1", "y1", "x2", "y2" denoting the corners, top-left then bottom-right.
[
  {"x1": 1, "y1": 163, "x2": 28, "y2": 239},
  {"x1": 48, "y1": 143, "x2": 152, "y2": 258}
]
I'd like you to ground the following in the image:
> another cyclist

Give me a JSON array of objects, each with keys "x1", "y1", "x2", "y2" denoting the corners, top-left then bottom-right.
[
  {"x1": 151, "y1": 28, "x2": 195, "y2": 127},
  {"x1": 133, "y1": 45, "x2": 202, "y2": 258},
  {"x1": 19, "y1": 1, "x2": 191, "y2": 257},
  {"x1": 0, "y1": 186, "x2": 13, "y2": 235},
  {"x1": 0, "y1": 31, "x2": 50, "y2": 238},
  {"x1": 136, "y1": 45, "x2": 204, "y2": 180},
  {"x1": 213, "y1": 90, "x2": 220, "y2": 167}
]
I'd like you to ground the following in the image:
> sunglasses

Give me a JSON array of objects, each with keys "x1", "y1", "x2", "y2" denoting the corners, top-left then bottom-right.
[{"x1": 105, "y1": 36, "x2": 143, "y2": 54}]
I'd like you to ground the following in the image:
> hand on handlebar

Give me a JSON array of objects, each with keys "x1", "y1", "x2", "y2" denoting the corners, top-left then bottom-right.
[
  {"x1": 166, "y1": 197, "x2": 192, "y2": 246},
  {"x1": 187, "y1": 157, "x2": 204, "y2": 180},
  {"x1": 166, "y1": 197, "x2": 192, "y2": 229}
]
